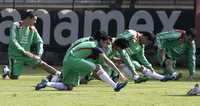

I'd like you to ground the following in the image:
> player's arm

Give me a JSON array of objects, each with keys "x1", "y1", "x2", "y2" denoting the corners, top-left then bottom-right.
[
  {"x1": 32, "y1": 26, "x2": 44, "y2": 57},
  {"x1": 157, "y1": 31, "x2": 181, "y2": 40},
  {"x1": 10, "y1": 22, "x2": 25, "y2": 53},
  {"x1": 100, "y1": 52, "x2": 127, "y2": 81},
  {"x1": 186, "y1": 40, "x2": 196, "y2": 77},
  {"x1": 118, "y1": 49, "x2": 138, "y2": 75},
  {"x1": 136, "y1": 46, "x2": 154, "y2": 71}
]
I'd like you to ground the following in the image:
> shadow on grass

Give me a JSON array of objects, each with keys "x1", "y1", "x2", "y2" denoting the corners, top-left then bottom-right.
[{"x1": 164, "y1": 94, "x2": 200, "y2": 97}]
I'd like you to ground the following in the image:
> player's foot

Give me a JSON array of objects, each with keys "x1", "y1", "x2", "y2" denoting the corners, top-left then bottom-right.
[
  {"x1": 2, "y1": 65, "x2": 10, "y2": 80},
  {"x1": 134, "y1": 76, "x2": 149, "y2": 83},
  {"x1": 9, "y1": 75, "x2": 19, "y2": 80},
  {"x1": 161, "y1": 73, "x2": 182, "y2": 82},
  {"x1": 114, "y1": 81, "x2": 128, "y2": 92},
  {"x1": 46, "y1": 74, "x2": 60, "y2": 82},
  {"x1": 80, "y1": 78, "x2": 88, "y2": 84},
  {"x1": 2, "y1": 74, "x2": 9, "y2": 80},
  {"x1": 187, "y1": 84, "x2": 200, "y2": 96},
  {"x1": 46, "y1": 74, "x2": 53, "y2": 82},
  {"x1": 173, "y1": 73, "x2": 182, "y2": 80},
  {"x1": 112, "y1": 75, "x2": 119, "y2": 83},
  {"x1": 35, "y1": 79, "x2": 48, "y2": 90},
  {"x1": 160, "y1": 75, "x2": 174, "y2": 82}
]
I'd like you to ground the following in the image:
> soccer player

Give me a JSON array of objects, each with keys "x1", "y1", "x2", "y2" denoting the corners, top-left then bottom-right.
[
  {"x1": 35, "y1": 36, "x2": 128, "y2": 92},
  {"x1": 116, "y1": 29, "x2": 177, "y2": 81},
  {"x1": 155, "y1": 29, "x2": 196, "y2": 80},
  {"x1": 4, "y1": 11, "x2": 61, "y2": 80},
  {"x1": 45, "y1": 31, "x2": 111, "y2": 83},
  {"x1": 4, "y1": 11, "x2": 43, "y2": 79},
  {"x1": 103, "y1": 37, "x2": 149, "y2": 83}
]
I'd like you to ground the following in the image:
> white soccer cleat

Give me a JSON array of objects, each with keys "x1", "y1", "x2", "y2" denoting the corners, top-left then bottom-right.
[
  {"x1": 2, "y1": 65, "x2": 10, "y2": 80},
  {"x1": 187, "y1": 84, "x2": 200, "y2": 96}
]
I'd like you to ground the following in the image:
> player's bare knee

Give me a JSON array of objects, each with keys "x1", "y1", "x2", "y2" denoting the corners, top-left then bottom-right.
[
  {"x1": 95, "y1": 65, "x2": 106, "y2": 76},
  {"x1": 95, "y1": 64, "x2": 103, "y2": 71}
]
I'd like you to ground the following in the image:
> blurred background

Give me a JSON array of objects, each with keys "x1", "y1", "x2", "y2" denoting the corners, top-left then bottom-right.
[{"x1": 0, "y1": 0, "x2": 199, "y2": 67}]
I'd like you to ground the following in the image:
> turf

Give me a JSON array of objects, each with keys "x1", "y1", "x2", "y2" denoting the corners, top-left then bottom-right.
[{"x1": 0, "y1": 66, "x2": 200, "y2": 106}]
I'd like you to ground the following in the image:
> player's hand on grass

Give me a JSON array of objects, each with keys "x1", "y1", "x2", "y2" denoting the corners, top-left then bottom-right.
[{"x1": 119, "y1": 73, "x2": 128, "y2": 81}]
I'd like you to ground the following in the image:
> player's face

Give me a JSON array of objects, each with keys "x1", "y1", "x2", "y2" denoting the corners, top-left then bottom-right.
[
  {"x1": 100, "y1": 39, "x2": 111, "y2": 49},
  {"x1": 140, "y1": 36, "x2": 150, "y2": 45},
  {"x1": 28, "y1": 16, "x2": 37, "y2": 26},
  {"x1": 112, "y1": 44, "x2": 120, "y2": 51},
  {"x1": 185, "y1": 35, "x2": 194, "y2": 42},
  {"x1": 185, "y1": 32, "x2": 195, "y2": 42}
]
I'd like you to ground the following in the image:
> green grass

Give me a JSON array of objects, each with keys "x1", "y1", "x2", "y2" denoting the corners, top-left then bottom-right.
[{"x1": 0, "y1": 66, "x2": 200, "y2": 106}]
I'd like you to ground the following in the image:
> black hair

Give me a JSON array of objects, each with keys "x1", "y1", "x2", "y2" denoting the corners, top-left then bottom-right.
[
  {"x1": 113, "y1": 38, "x2": 129, "y2": 49},
  {"x1": 21, "y1": 11, "x2": 35, "y2": 20},
  {"x1": 141, "y1": 31, "x2": 155, "y2": 41},
  {"x1": 186, "y1": 28, "x2": 195, "y2": 38},
  {"x1": 92, "y1": 31, "x2": 111, "y2": 41}
]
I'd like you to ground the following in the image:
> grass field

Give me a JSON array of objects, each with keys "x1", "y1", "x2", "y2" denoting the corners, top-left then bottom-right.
[{"x1": 0, "y1": 66, "x2": 200, "y2": 106}]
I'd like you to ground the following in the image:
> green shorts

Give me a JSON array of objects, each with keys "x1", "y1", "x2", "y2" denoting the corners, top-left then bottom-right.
[
  {"x1": 62, "y1": 55, "x2": 96, "y2": 86},
  {"x1": 9, "y1": 56, "x2": 39, "y2": 77}
]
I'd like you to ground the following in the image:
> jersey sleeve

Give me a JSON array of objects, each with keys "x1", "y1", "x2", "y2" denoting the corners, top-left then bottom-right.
[
  {"x1": 135, "y1": 45, "x2": 153, "y2": 69},
  {"x1": 9, "y1": 22, "x2": 25, "y2": 53},
  {"x1": 92, "y1": 47, "x2": 104, "y2": 55},
  {"x1": 155, "y1": 31, "x2": 182, "y2": 49},
  {"x1": 119, "y1": 49, "x2": 136, "y2": 71},
  {"x1": 32, "y1": 27, "x2": 44, "y2": 57}
]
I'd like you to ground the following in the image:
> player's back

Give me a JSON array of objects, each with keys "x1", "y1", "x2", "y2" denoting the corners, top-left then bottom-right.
[{"x1": 69, "y1": 41, "x2": 98, "y2": 59}]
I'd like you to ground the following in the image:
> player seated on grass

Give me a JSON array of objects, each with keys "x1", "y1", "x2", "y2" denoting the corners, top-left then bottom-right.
[
  {"x1": 187, "y1": 83, "x2": 200, "y2": 96},
  {"x1": 66, "y1": 31, "x2": 115, "y2": 84},
  {"x1": 115, "y1": 29, "x2": 180, "y2": 81},
  {"x1": 35, "y1": 36, "x2": 128, "y2": 92},
  {"x1": 102, "y1": 37, "x2": 149, "y2": 83},
  {"x1": 155, "y1": 28, "x2": 196, "y2": 80},
  {"x1": 45, "y1": 31, "x2": 116, "y2": 84},
  {"x1": 3, "y1": 11, "x2": 61, "y2": 80}
]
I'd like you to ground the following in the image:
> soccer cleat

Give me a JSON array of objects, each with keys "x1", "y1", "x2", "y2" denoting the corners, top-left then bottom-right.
[
  {"x1": 2, "y1": 65, "x2": 10, "y2": 80},
  {"x1": 114, "y1": 81, "x2": 128, "y2": 92},
  {"x1": 112, "y1": 75, "x2": 119, "y2": 83},
  {"x1": 35, "y1": 79, "x2": 48, "y2": 90},
  {"x1": 173, "y1": 73, "x2": 182, "y2": 80},
  {"x1": 160, "y1": 75, "x2": 174, "y2": 82},
  {"x1": 9, "y1": 75, "x2": 19, "y2": 80},
  {"x1": 187, "y1": 84, "x2": 200, "y2": 96},
  {"x1": 46, "y1": 74, "x2": 53, "y2": 82},
  {"x1": 134, "y1": 76, "x2": 149, "y2": 84},
  {"x1": 160, "y1": 73, "x2": 182, "y2": 82},
  {"x1": 2, "y1": 74, "x2": 9, "y2": 80}
]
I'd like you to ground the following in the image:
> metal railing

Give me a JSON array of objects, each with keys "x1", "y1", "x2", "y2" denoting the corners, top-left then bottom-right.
[{"x1": 0, "y1": 0, "x2": 194, "y2": 9}]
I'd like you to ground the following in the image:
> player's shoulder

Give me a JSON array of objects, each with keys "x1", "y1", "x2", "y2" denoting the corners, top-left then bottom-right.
[
  {"x1": 83, "y1": 41, "x2": 97, "y2": 46},
  {"x1": 29, "y1": 26, "x2": 38, "y2": 32},
  {"x1": 12, "y1": 21, "x2": 20, "y2": 28}
]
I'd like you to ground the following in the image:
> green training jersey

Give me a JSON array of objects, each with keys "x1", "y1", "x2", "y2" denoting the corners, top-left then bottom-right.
[
  {"x1": 155, "y1": 29, "x2": 196, "y2": 75},
  {"x1": 117, "y1": 30, "x2": 152, "y2": 69},
  {"x1": 8, "y1": 21, "x2": 43, "y2": 58},
  {"x1": 65, "y1": 41, "x2": 103, "y2": 62}
]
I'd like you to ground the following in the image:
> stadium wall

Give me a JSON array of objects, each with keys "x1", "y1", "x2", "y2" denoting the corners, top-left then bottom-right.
[{"x1": 0, "y1": 7, "x2": 196, "y2": 66}]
